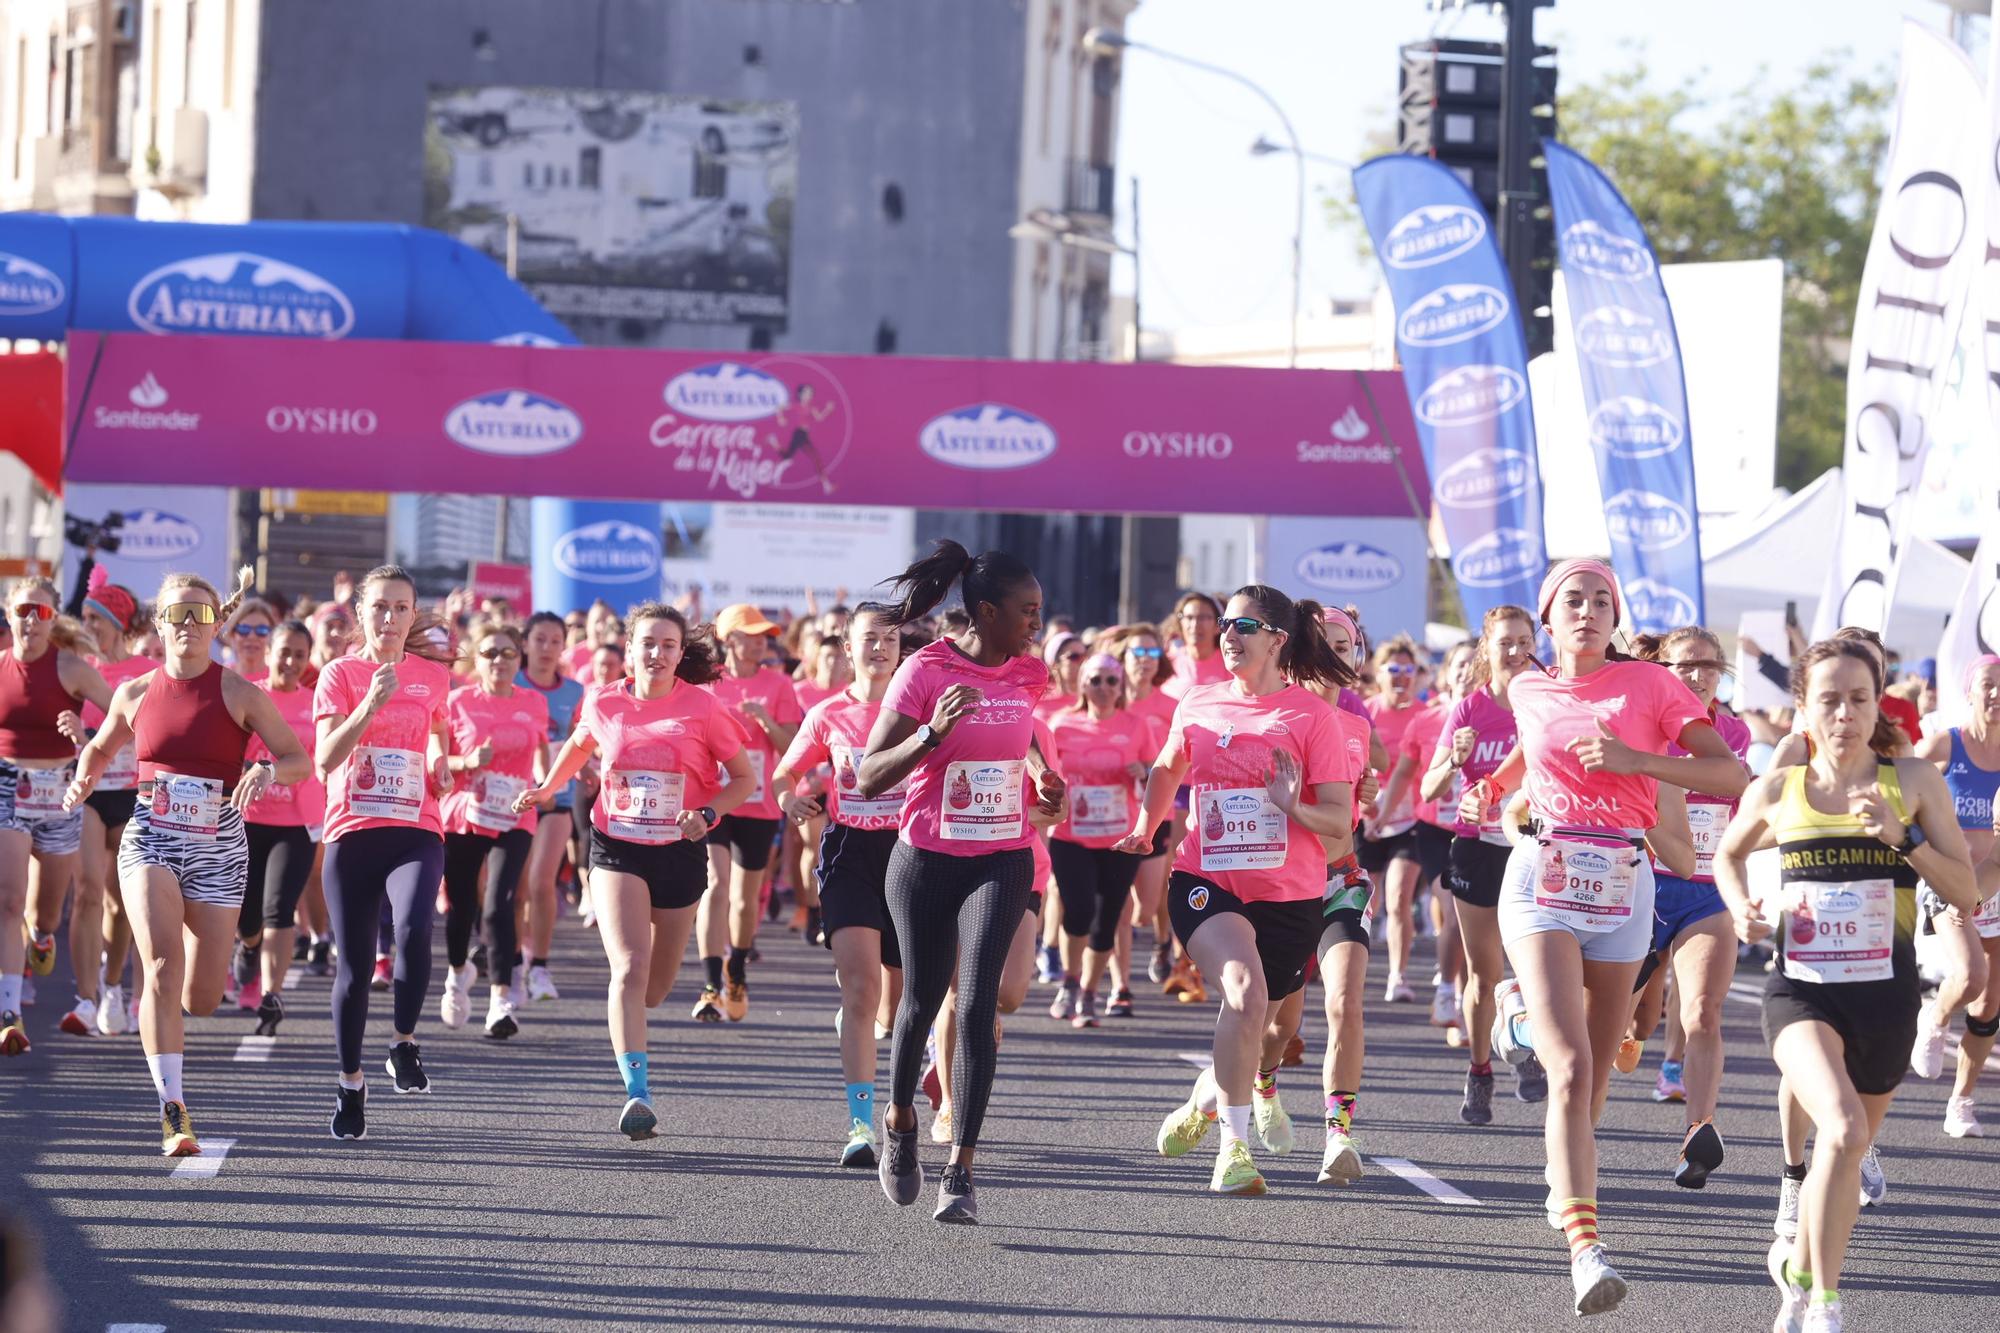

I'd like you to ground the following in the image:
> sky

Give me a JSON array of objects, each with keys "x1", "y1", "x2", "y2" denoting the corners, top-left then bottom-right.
[{"x1": 1110, "y1": 0, "x2": 1962, "y2": 334}]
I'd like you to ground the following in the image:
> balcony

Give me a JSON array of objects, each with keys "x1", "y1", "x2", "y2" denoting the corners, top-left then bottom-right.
[{"x1": 1064, "y1": 159, "x2": 1116, "y2": 219}]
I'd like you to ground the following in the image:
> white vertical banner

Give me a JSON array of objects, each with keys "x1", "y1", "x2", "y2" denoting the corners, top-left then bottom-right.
[{"x1": 1815, "y1": 21, "x2": 1986, "y2": 638}]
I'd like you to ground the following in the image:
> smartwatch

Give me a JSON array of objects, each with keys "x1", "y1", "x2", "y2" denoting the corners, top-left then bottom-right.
[
  {"x1": 915, "y1": 724, "x2": 941, "y2": 749},
  {"x1": 1895, "y1": 822, "x2": 1926, "y2": 858},
  {"x1": 698, "y1": 805, "x2": 719, "y2": 828}
]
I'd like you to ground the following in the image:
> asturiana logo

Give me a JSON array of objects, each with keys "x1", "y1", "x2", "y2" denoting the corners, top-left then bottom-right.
[
  {"x1": 551, "y1": 520, "x2": 661, "y2": 584},
  {"x1": 919, "y1": 404, "x2": 1058, "y2": 471},
  {"x1": 1603, "y1": 489, "x2": 1693, "y2": 552},
  {"x1": 127, "y1": 252, "x2": 356, "y2": 338},
  {"x1": 1294, "y1": 541, "x2": 1403, "y2": 593},
  {"x1": 1382, "y1": 204, "x2": 1487, "y2": 269},
  {"x1": 1397, "y1": 283, "x2": 1510, "y2": 348},
  {"x1": 1625, "y1": 578, "x2": 1699, "y2": 630},
  {"x1": 444, "y1": 390, "x2": 584, "y2": 457},
  {"x1": 1416, "y1": 365, "x2": 1528, "y2": 427},
  {"x1": 116, "y1": 508, "x2": 203, "y2": 560},
  {"x1": 0, "y1": 251, "x2": 66, "y2": 317},
  {"x1": 1560, "y1": 220, "x2": 1657, "y2": 282},
  {"x1": 1454, "y1": 527, "x2": 1542, "y2": 589},
  {"x1": 1433, "y1": 447, "x2": 1532, "y2": 510},
  {"x1": 1588, "y1": 396, "x2": 1685, "y2": 460},
  {"x1": 1575, "y1": 306, "x2": 1672, "y2": 368},
  {"x1": 662, "y1": 362, "x2": 789, "y2": 422}
]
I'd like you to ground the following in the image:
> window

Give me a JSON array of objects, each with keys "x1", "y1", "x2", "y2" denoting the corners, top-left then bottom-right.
[
  {"x1": 476, "y1": 155, "x2": 492, "y2": 187},
  {"x1": 578, "y1": 146, "x2": 599, "y2": 189}
]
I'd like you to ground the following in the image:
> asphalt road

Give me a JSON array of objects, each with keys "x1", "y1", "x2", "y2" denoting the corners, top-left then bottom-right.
[{"x1": 5, "y1": 892, "x2": 1998, "y2": 1332}]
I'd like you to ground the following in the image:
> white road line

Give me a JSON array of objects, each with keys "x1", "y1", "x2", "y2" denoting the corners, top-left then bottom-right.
[
  {"x1": 233, "y1": 1036, "x2": 276, "y2": 1063},
  {"x1": 1176, "y1": 1052, "x2": 1212, "y2": 1068},
  {"x1": 1371, "y1": 1156, "x2": 1482, "y2": 1205},
  {"x1": 281, "y1": 968, "x2": 303, "y2": 991},
  {"x1": 169, "y1": 1139, "x2": 234, "y2": 1179},
  {"x1": 108, "y1": 1323, "x2": 167, "y2": 1332}
]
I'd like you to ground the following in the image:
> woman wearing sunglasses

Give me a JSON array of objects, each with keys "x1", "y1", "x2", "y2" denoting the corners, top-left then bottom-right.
[
  {"x1": 1126, "y1": 586, "x2": 1359, "y2": 1197},
  {"x1": 222, "y1": 598, "x2": 279, "y2": 679},
  {"x1": 1106, "y1": 626, "x2": 1177, "y2": 993},
  {"x1": 314, "y1": 564, "x2": 459, "y2": 1140},
  {"x1": 1, "y1": 578, "x2": 113, "y2": 1058},
  {"x1": 1359, "y1": 635, "x2": 1428, "y2": 1005},
  {"x1": 236, "y1": 620, "x2": 324, "y2": 1036},
  {"x1": 437, "y1": 622, "x2": 549, "y2": 1042},
  {"x1": 63, "y1": 570, "x2": 308, "y2": 1156}
]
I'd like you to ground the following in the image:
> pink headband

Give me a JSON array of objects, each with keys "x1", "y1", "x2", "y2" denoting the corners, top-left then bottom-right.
[
  {"x1": 1965, "y1": 654, "x2": 2000, "y2": 697},
  {"x1": 1537, "y1": 559, "x2": 1621, "y2": 627},
  {"x1": 1320, "y1": 606, "x2": 1359, "y2": 640},
  {"x1": 1043, "y1": 632, "x2": 1081, "y2": 668},
  {"x1": 1081, "y1": 652, "x2": 1123, "y2": 679}
]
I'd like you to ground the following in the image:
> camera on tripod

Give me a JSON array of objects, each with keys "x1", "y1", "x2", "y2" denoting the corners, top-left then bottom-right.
[{"x1": 64, "y1": 511, "x2": 124, "y2": 554}]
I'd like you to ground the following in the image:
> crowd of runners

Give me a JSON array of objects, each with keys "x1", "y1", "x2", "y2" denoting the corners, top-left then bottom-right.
[{"x1": 5, "y1": 543, "x2": 1996, "y2": 1330}]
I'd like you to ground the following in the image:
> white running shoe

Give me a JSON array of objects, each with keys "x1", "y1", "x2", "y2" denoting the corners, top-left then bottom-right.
[
  {"x1": 1383, "y1": 973, "x2": 1415, "y2": 1004},
  {"x1": 484, "y1": 990, "x2": 520, "y2": 1040},
  {"x1": 1570, "y1": 1244, "x2": 1627, "y2": 1316},
  {"x1": 439, "y1": 962, "x2": 474, "y2": 1029},
  {"x1": 1317, "y1": 1125, "x2": 1362, "y2": 1184},
  {"x1": 1492, "y1": 978, "x2": 1534, "y2": 1066},
  {"x1": 1856, "y1": 1143, "x2": 1886, "y2": 1207},
  {"x1": 874, "y1": 1020, "x2": 892, "y2": 1041},
  {"x1": 509, "y1": 967, "x2": 527, "y2": 1010},
  {"x1": 1546, "y1": 1188, "x2": 1565, "y2": 1231},
  {"x1": 1429, "y1": 982, "x2": 1460, "y2": 1028},
  {"x1": 1768, "y1": 1235, "x2": 1807, "y2": 1333},
  {"x1": 1253, "y1": 1088, "x2": 1293, "y2": 1156},
  {"x1": 1944, "y1": 1095, "x2": 1984, "y2": 1139},
  {"x1": 525, "y1": 965, "x2": 559, "y2": 1002},
  {"x1": 1774, "y1": 1173, "x2": 1802, "y2": 1240},
  {"x1": 97, "y1": 984, "x2": 128, "y2": 1036},
  {"x1": 59, "y1": 997, "x2": 98, "y2": 1036},
  {"x1": 1802, "y1": 1298, "x2": 1842, "y2": 1333},
  {"x1": 1908, "y1": 1001, "x2": 1948, "y2": 1080}
]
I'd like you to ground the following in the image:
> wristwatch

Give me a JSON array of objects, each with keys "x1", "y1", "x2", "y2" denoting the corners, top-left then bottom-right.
[
  {"x1": 915, "y1": 724, "x2": 941, "y2": 749},
  {"x1": 698, "y1": 805, "x2": 719, "y2": 827},
  {"x1": 1895, "y1": 823, "x2": 1926, "y2": 858}
]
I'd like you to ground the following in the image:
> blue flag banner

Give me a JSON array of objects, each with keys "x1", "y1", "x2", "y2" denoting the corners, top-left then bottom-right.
[
  {"x1": 1543, "y1": 141, "x2": 1705, "y2": 633},
  {"x1": 1354, "y1": 156, "x2": 1547, "y2": 625}
]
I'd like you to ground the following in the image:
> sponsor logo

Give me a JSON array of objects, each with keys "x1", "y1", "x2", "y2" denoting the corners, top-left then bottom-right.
[
  {"x1": 1815, "y1": 887, "x2": 1863, "y2": 916},
  {"x1": 116, "y1": 508, "x2": 203, "y2": 560},
  {"x1": 127, "y1": 252, "x2": 356, "y2": 338},
  {"x1": 1299, "y1": 406, "x2": 1396, "y2": 463},
  {"x1": 267, "y1": 405, "x2": 379, "y2": 436},
  {"x1": 1381, "y1": 204, "x2": 1487, "y2": 269},
  {"x1": 1259, "y1": 720, "x2": 1292, "y2": 737},
  {"x1": 93, "y1": 374, "x2": 199, "y2": 432},
  {"x1": 1603, "y1": 489, "x2": 1693, "y2": 552},
  {"x1": 1416, "y1": 365, "x2": 1528, "y2": 426},
  {"x1": 1567, "y1": 848, "x2": 1613, "y2": 876},
  {"x1": 1122, "y1": 430, "x2": 1234, "y2": 460},
  {"x1": 1221, "y1": 794, "x2": 1260, "y2": 816},
  {"x1": 1187, "y1": 885, "x2": 1210, "y2": 911},
  {"x1": 1560, "y1": 220, "x2": 1656, "y2": 281},
  {"x1": 662, "y1": 362, "x2": 789, "y2": 422},
  {"x1": 1434, "y1": 447, "x2": 1532, "y2": 509},
  {"x1": 1454, "y1": 528, "x2": 1542, "y2": 589},
  {"x1": 130, "y1": 373, "x2": 168, "y2": 408},
  {"x1": 1294, "y1": 541, "x2": 1403, "y2": 594},
  {"x1": 1575, "y1": 306, "x2": 1673, "y2": 368},
  {"x1": 373, "y1": 751, "x2": 411, "y2": 776},
  {"x1": 919, "y1": 404, "x2": 1058, "y2": 471},
  {"x1": 969, "y1": 765, "x2": 1009, "y2": 788},
  {"x1": 1625, "y1": 578, "x2": 1698, "y2": 629},
  {"x1": 444, "y1": 390, "x2": 584, "y2": 457},
  {"x1": 551, "y1": 519, "x2": 661, "y2": 584},
  {"x1": 1397, "y1": 283, "x2": 1511, "y2": 348},
  {"x1": 1330, "y1": 407, "x2": 1370, "y2": 442},
  {"x1": 653, "y1": 356, "x2": 853, "y2": 499},
  {"x1": 491, "y1": 331, "x2": 565, "y2": 347},
  {"x1": 0, "y1": 251, "x2": 65, "y2": 317},
  {"x1": 404, "y1": 683, "x2": 432, "y2": 698},
  {"x1": 1588, "y1": 396, "x2": 1684, "y2": 460}
]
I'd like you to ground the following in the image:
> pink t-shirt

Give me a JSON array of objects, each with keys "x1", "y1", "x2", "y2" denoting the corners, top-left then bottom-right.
[
  {"x1": 709, "y1": 666, "x2": 805, "y2": 820},
  {"x1": 88, "y1": 655, "x2": 157, "y2": 792},
  {"x1": 1333, "y1": 707, "x2": 1371, "y2": 831},
  {"x1": 314, "y1": 654, "x2": 453, "y2": 842},
  {"x1": 778, "y1": 689, "x2": 904, "y2": 832},
  {"x1": 880, "y1": 638, "x2": 1050, "y2": 855},
  {"x1": 580, "y1": 679, "x2": 743, "y2": 845},
  {"x1": 1129, "y1": 689, "x2": 1177, "y2": 754},
  {"x1": 245, "y1": 677, "x2": 325, "y2": 830},
  {"x1": 563, "y1": 642, "x2": 596, "y2": 680},
  {"x1": 1510, "y1": 660, "x2": 1709, "y2": 831},
  {"x1": 1161, "y1": 650, "x2": 1231, "y2": 701},
  {"x1": 1431, "y1": 686, "x2": 1519, "y2": 837},
  {"x1": 1048, "y1": 708, "x2": 1155, "y2": 848},
  {"x1": 1654, "y1": 705, "x2": 1752, "y2": 881},
  {"x1": 1365, "y1": 696, "x2": 1423, "y2": 832},
  {"x1": 794, "y1": 678, "x2": 838, "y2": 713},
  {"x1": 1169, "y1": 681, "x2": 1359, "y2": 904},
  {"x1": 442, "y1": 685, "x2": 549, "y2": 837},
  {"x1": 1400, "y1": 700, "x2": 1450, "y2": 828}
]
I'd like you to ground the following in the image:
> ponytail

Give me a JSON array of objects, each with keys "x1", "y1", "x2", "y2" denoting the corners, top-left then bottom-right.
[
  {"x1": 218, "y1": 566, "x2": 255, "y2": 621},
  {"x1": 1233, "y1": 584, "x2": 1355, "y2": 691},
  {"x1": 880, "y1": 540, "x2": 1035, "y2": 627}
]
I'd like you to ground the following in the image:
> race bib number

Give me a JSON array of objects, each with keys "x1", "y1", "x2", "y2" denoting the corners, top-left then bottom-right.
[
  {"x1": 1198, "y1": 786, "x2": 1288, "y2": 872},
  {"x1": 1973, "y1": 886, "x2": 2000, "y2": 940},
  {"x1": 940, "y1": 759, "x2": 1024, "y2": 841},
  {"x1": 605, "y1": 769, "x2": 685, "y2": 844},
  {"x1": 149, "y1": 772, "x2": 223, "y2": 841},
  {"x1": 101, "y1": 745, "x2": 139, "y2": 791},
  {"x1": 1533, "y1": 832, "x2": 1640, "y2": 932},
  {"x1": 831, "y1": 743, "x2": 903, "y2": 822},
  {"x1": 348, "y1": 747, "x2": 425, "y2": 822},
  {"x1": 469, "y1": 771, "x2": 528, "y2": 833},
  {"x1": 1069, "y1": 783, "x2": 1131, "y2": 841},
  {"x1": 13, "y1": 765, "x2": 69, "y2": 821},
  {"x1": 1781, "y1": 878, "x2": 1894, "y2": 983}
]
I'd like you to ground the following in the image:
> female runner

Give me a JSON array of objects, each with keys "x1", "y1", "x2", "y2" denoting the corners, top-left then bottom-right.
[
  {"x1": 221, "y1": 597, "x2": 279, "y2": 678},
  {"x1": 1162, "y1": 593, "x2": 1229, "y2": 700},
  {"x1": 1381, "y1": 640, "x2": 1475, "y2": 1032},
  {"x1": 518, "y1": 611, "x2": 587, "y2": 1001},
  {"x1": 1109, "y1": 626, "x2": 1178, "y2": 991},
  {"x1": 1359, "y1": 636, "x2": 1426, "y2": 1003},
  {"x1": 784, "y1": 628, "x2": 848, "y2": 943}
]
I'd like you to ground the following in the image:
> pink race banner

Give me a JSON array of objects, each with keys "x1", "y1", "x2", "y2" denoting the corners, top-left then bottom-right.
[{"x1": 64, "y1": 332, "x2": 1429, "y2": 517}]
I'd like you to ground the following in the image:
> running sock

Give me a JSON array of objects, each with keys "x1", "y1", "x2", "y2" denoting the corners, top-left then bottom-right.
[
  {"x1": 1812, "y1": 1287, "x2": 1839, "y2": 1305},
  {"x1": 619, "y1": 1051, "x2": 650, "y2": 1102},
  {"x1": 0, "y1": 974, "x2": 19, "y2": 1012},
  {"x1": 1559, "y1": 1198, "x2": 1600, "y2": 1259},
  {"x1": 1784, "y1": 1260, "x2": 1813, "y2": 1290},
  {"x1": 845, "y1": 1081, "x2": 874, "y2": 1126},
  {"x1": 146, "y1": 1053, "x2": 184, "y2": 1108},
  {"x1": 1661, "y1": 1058, "x2": 1684, "y2": 1080},
  {"x1": 1469, "y1": 1060, "x2": 1493, "y2": 1078},
  {"x1": 1326, "y1": 1091, "x2": 1357, "y2": 1134},
  {"x1": 1782, "y1": 1160, "x2": 1809, "y2": 1182},
  {"x1": 703, "y1": 956, "x2": 724, "y2": 991},
  {"x1": 1219, "y1": 1103, "x2": 1251, "y2": 1146},
  {"x1": 1254, "y1": 1064, "x2": 1279, "y2": 1098},
  {"x1": 339, "y1": 1073, "x2": 365, "y2": 1091},
  {"x1": 725, "y1": 947, "x2": 749, "y2": 985}
]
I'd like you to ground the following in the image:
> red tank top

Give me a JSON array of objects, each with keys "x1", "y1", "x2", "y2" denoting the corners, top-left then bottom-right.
[
  {"x1": 135, "y1": 663, "x2": 252, "y2": 785},
  {"x1": 0, "y1": 648, "x2": 77, "y2": 760}
]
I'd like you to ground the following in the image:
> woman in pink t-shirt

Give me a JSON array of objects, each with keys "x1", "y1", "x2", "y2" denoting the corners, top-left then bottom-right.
[
  {"x1": 1110, "y1": 624, "x2": 1178, "y2": 998},
  {"x1": 238, "y1": 620, "x2": 324, "y2": 1031},
  {"x1": 857, "y1": 541, "x2": 1064, "y2": 1224},
  {"x1": 515, "y1": 603, "x2": 753, "y2": 1141},
  {"x1": 1469, "y1": 561, "x2": 1745, "y2": 1314},
  {"x1": 1118, "y1": 584, "x2": 1360, "y2": 1198},
  {"x1": 1161, "y1": 593, "x2": 1229, "y2": 701},
  {"x1": 1359, "y1": 635, "x2": 1427, "y2": 1003}
]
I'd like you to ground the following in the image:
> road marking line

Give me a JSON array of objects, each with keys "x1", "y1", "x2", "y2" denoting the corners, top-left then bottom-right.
[
  {"x1": 170, "y1": 1139, "x2": 234, "y2": 1179},
  {"x1": 1371, "y1": 1156, "x2": 1481, "y2": 1205},
  {"x1": 234, "y1": 1035, "x2": 276, "y2": 1062},
  {"x1": 108, "y1": 1324, "x2": 168, "y2": 1332},
  {"x1": 1176, "y1": 1052, "x2": 1212, "y2": 1068},
  {"x1": 282, "y1": 969, "x2": 303, "y2": 991}
]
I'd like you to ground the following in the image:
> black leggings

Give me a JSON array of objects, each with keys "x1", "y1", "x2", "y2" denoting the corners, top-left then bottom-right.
[
  {"x1": 886, "y1": 842, "x2": 1035, "y2": 1151},
  {"x1": 323, "y1": 827, "x2": 445, "y2": 1074},
  {"x1": 1048, "y1": 838, "x2": 1141, "y2": 952},
  {"x1": 239, "y1": 822, "x2": 316, "y2": 936},
  {"x1": 443, "y1": 828, "x2": 533, "y2": 984}
]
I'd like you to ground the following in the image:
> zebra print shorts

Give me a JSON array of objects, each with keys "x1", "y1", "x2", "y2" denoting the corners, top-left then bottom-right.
[
  {"x1": 0, "y1": 759, "x2": 81, "y2": 856},
  {"x1": 118, "y1": 796, "x2": 249, "y2": 908}
]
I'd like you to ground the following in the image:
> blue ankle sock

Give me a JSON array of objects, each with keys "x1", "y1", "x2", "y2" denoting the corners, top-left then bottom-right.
[
  {"x1": 1661, "y1": 1059, "x2": 1683, "y2": 1079},
  {"x1": 618, "y1": 1051, "x2": 650, "y2": 1102},
  {"x1": 846, "y1": 1081, "x2": 874, "y2": 1126}
]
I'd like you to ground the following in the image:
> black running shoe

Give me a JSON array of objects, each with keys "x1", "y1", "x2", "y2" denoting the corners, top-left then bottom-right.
[
  {"x1": 385, "y1": 1041, "x2": 431, "y2": 1094},
  {"x1": 331, "y1": 1084, "x2": 367, "y2": 1140},
  {"x1": 1674, "y1": 1120, "x2": 1726, "y2": 1189},
  {"x1": 879, "y1": 1122, "x2": 923, "y2": 1206},
  {"x1": 1516, "y1": 1053, "x2": 1549, "y2": 1103},
  {"x1": 309, "y1": 939, "x2": 333, "y2": 977},
  {"x1": 1460, "y1": 1069, "x2": 1495, "y2": 1126},
  {"x1": 255, "y1": 991, "x2": 285, "y2": 1037},
  {"x1": 934, "y1": 1163, "x2": 977, "y2": 1225},
  {"x1": 292, "y1": 933, "x2": 311, "y2": 963}
]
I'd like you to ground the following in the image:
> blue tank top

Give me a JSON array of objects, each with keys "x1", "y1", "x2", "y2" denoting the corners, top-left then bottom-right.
[{"x1": 1943, "y1": 728, "x2": 2000, "y2": 831}]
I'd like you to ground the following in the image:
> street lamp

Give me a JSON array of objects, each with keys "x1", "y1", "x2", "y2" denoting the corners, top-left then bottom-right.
[
  {"x1": 1085, "y1": 26, "x2": 1302, "y2": 369},
  {"x1": 1249, "y1": 135, "x2": 1357, "y2": 174}
]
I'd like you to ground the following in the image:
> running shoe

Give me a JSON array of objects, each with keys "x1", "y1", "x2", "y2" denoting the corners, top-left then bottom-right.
[
  {"x1": 439, "y1": 962, "x2": 473, "y2": 1028},
  {"x1": 255, "y1": 991, "x2": 284, "y2": 1038},
  {"x1": 309, "y1": 939, "x2": 333, "y2": 977},
  {"x1": 1653, "y1": 1060, "x2": 1687, "y2": 1103},
  {"x1": 1157, "y1": 1067, "x2": 1218, "y2": 1158},
  {"x1": 1492, "y1": 978, "x2": 1534, "y2": 1065},
  {"x1": 20, "y1": 976, "x2": 33, "y2": 1006},
  {"x1": 509, "y1": 967, "x2": 527, "y2": 1011},
  {"x1": 238, "y1": 977, "x2": 263, "y2": 1012},
  {"x1": 879, "y1": 1122, "x2": 923, "y2": 1206},
  {"x1": 1035, "y1": 944, "x2": 1061, "y2": 985},
  {"x1": 1253, "y1": 1088, "x2": 1294, "y2": 1155},
  {"x1": 1443, "y1": 1022, "x2": 1466, "y2": 1049},
  {"x1": 931, "y1": 1105, "x2": 953, "y2": 1145},
  {"x1": 1429, "y1": 982, "x2": 1459, "y2": 1028},
  {"x1": 293, "y1": 933, "x2": 310, "y2": 963},
  {"x1": 1802, "y1": 1298, "x2": 1842, "y2": 1333},
  {"x1": 691, "y1": 986, "x2": 723, "y2": 1023},
  {"x1": 1614, "y1": 1037, "x2": 1643, "y2": 1074},
  {"x1": 1161, "y1": 955, "x2": 1193, "y2": 997},
  {"x1": 934, "y1": 1162, "x2": 978, "y2": 1223},
  {"x1": 1211, "y1": 1139, "x2": 1267, "y2": 1195},
  {"x1": 484, "y1": 991, "x2": 519, "y2": 1040},
  {"x1": 1106, "y1": 989, "x2": 1135, "y2": 1019},
  {"x1": 1944, "y1": 1095, "x2": 1984, "y2": 1139},
  {"x1": 1774, "y1": 1173, "x2": 1803, "y2": 1240},
  {"x1": 24, "y1": 927, "x2": 54, "y2": 976},
  {"x1": 385, "y1": 1041, "x2": 431, "y2": 1094},
  {"x1": 1857, "y1": 1143, "x2": 1886, "y2": 1207},
  {"x1": 723, "y1": 979, "x2": 749, "y2": 1022},
  {"x1": 1317, "y1": 1125, "x2": 1363, "y2": 1184},
  {"x1": 1148, "y1": 942, "x2": 1172, "y2": 985},
  {"x1": 1769, "y1": 1235, "x2": 1807, "y2": 1333},
  {"x1": 874, "y1": 1020, "x2": 892, "y2": 1040},
  {"x1": 1570, "y1": 1244, "x2": 1627, "y2": 1316},
  {"x1": 1545, "y1": 1188, "x2": 1564, "y2": 1231},
  {"x1": 619, "y1": 1096, "x2": 658, "y2": 1140},
  {"x1": 1174, "y1": 962, "x2": 1208, "y2": 1004},
  {"x1": 1908, "y1": 999, "x2": 1948, "y2": 1079},
  {"x1": 1071, "y1": 990, "x2": 1100, "y2": 1029},
  {"x1": 60, "y1": 997, "x2": 97, "y2": 1036},
  {"x1": 1459, "y1": 1068, "x2": 1495, "y2": 1126},
  {"x1": 1383, "y1": 973, "x2": 1415, "y2": 1004},
  {"x1": 0, "y1": 1010, "x2": 27, "y2": 1056},
  {"x1": 98, "y1": 984, "x2": 128, "y2": 1036},
  {"x1": 1280, "y1": 1031, "x2": 1304, "y2": 1067},
  {"x1": 371, "y1": 956, "x2": 393, "y2": 991},
  {"x1": 1515, "y1": 1053, "x2": 1549, "y2": 1103},
  {"x1": 159, "y1": 1101, "x2": 200, "y2": 1157},
  {"x1": 1048, "y1": 982, "x2": 1077, "y2": 1022},
  {"x1": 526, "y1": 965, "x2": 559, "y2": 1002},
  {"x1": 841, "y1": 1117, "x2": 877, "y2": 1168},
  {"x1": 1674, "y1": 1119, "x2": 1726, "y2": 1189},
  {"x1": 331, "y1": 1084, "x2": 367, "y2": 1140}
]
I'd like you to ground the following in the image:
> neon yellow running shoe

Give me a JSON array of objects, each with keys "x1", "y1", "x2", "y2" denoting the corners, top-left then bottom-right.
[
  {"x1": 1210, "y1": 1138, "x2": 1267, "y2": 1195},
  {"x1": 1253, "y1": 1087, "x2": 1294, "y2": 1156},
  {"x1": 1157, "y1": 1066, "x2": 1217, "y2": 1158},
  {"x1": 160, "y1": 1101, "x2": 200, "y2": 1157}
]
